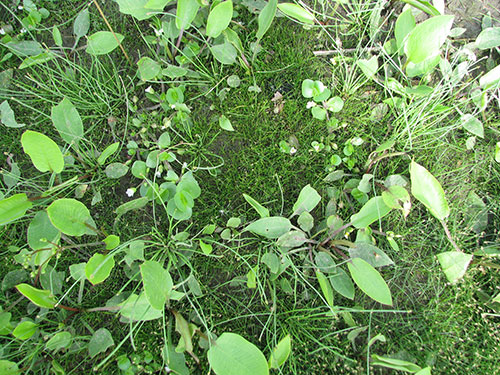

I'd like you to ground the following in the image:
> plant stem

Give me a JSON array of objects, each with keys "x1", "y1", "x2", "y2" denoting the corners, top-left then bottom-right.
[{"x1": 440, "y1": 219, "x2": 462, "y2": 252}]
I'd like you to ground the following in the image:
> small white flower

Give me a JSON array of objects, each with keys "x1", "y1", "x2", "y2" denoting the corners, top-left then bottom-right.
[
  {"x1": 18, "y1": 5, "x2": 23, "y2": 10},
  {"x1": 0, "y1": 28, "x2": 5, "y2": 35},
  {"x1": 155, "y1": 170, "x2": 162, "y2": 178},
  {"x1": 126, "y1": 188, "x2": 136, "y2": 197},
  {"x1": 182, "y1": 162, "x2": 188, "y2": 169},
  {"x1": 290, "y1": 147, "x2": 297, "y2": 155},
  {"x1": 154, "y1": 28, "x2": 164, "y2": 37},
  {"x1": 20, "y1": 28, "x2": 27, "y2": 34},
  {"x1": 306, "y1": 101, "x2": 316, "y2": 109},
  {"x1": 145, "y1": 85, "x2": 154, "y2": 94},
  {"x1": 313, "y1": 144, "x2": 320, "y2": 152}
]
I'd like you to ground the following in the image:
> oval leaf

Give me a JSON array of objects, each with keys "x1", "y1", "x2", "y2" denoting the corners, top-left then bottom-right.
[
  {"x1": 86, "y1": 31, "x2": 125, "y2": 55},
  {"x1": 347, "y1": 258, "x2": 392, "y2": 305},
  {"x1": 437, "y1": 251, "x2": 472, "y2": 284},
  {"x1": 176, "y1": 0, "x2": 200, "y2": 30},
  {"x1": 243, "y1": 194, "x2": 269, "y2": 218},
  {"x1": 268, "y1": 334, "x2": 291, "y2": 369},
  {"x1": 89, "y1": 328, "x2": 114, "y2": 358},
  {"x1": 409, "y1": 161, "x2": 450, "y2": 220},
  {"x1": 140, "y1": 260, "x2": 173, "y2": 310},
  {"x1": 245, "y1": 217, "x2": 292, "y2": 239},
  {"x1": 350, "y1": 196, "x2": 392, "y2": 229},
  {"x1": 277, "y1": 3, "x2": 315, "y2": 24},
  {"x1": 0, "y1": 193, "x2": 32, "y2": 226},
  {"x1": 21, "y1": 130, "x2": 64, "y2": 173},
  {"x1": 47, "y1": 199, "x2": 92, "y2": 237},
  {"x1": 292, "y1": 184, "x2": 321, "y2": 216},
  {"x1": 206, "y1": 0, "x2": 233, "y2": 38},
  {"x1": 208, "y1": 332, "x2": 269, "y2": 375},
  {"x1": 51, "y1": 98, "x2": 84, "y2": 146},
  {"x1": 85, "y1": 253, "x2": 115, "y2": 285},
  {"x1": 16, "y1": 283, "x2": 56, "y2": 308},
  {"x1": 256, "y1": 0, "x2": 277, "y2": 40}
]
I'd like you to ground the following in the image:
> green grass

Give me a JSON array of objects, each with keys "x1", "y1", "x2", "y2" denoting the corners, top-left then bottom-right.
[{"x1": 1, "y1": 0, "x2": 500, "y2": 374}]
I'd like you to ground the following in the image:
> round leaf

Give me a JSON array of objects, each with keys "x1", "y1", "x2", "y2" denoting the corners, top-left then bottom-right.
[
  {"x1": 85, "y1": 253, "x2": 115, "y2": 285},
  {"x1": 137, "y1": 57, "x2": 161, "y2": 81},
  {"x1": 86, "y1": 31, "x2": 125, "y2": 55},
  {"x1": 206, "y1": 0, "x2": 233, "y2": 38},
  {"x1": 208, "y1": 333, "x2": 269, "y2": 375},
  {"x1": 47, "y1": 199, "x2": 92, "y2": 237},
  {"x1": 21, "y1": 130, "x2": 64, "y2": 173}
]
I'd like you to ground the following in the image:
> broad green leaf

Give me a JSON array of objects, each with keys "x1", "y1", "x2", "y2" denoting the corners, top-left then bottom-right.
[
  {"x1": 115, "y1": 197, "x2": 149, "y2": 218},
  {"x1": 315, "y1": 252, "x2": 336, "y2": 273},
  {"x1": 46, "y1": 331, "x2": 72, "y2": 352},
  {"x1": 347, "y1": 258, "x2": 392, "y2": 305},
  {"x1": 298, "y1": 211, "x2": 314, "y2": 232},
  {"x1": 73, "y1": 9, "x2": 90, "y2": 38},
  {"x1": 475, "y1": 27, "x2": 500, "y2": 49},
  {"x1": 208, "y1": 332, "x2": 269, "y2": 375},
  {"x1": 261, "y1": 252, "x2": 280, "y2": 273},
  {"x1": 409, "y1": 161, "x2": 450, "y2": 220},
  {"x1": 316, "y1": 270, "x2": 334, "y2": 307},
  {"x1": 348, "y1": 243, "x2": 394, "y2": 267},
  {"x1": 140, "y1": 260, "x2": 173, "y2": 310},
  {"x1": 115, "y1": 0, "x2": 165, "y2": 20},
  {"x1": 137, "y1": 57, "x2": 161, "y2": 81},
  {"x1": 206, "y1": 1, "x2": 233, "y2": 38},
  {"x1": 292, "y1": 184, "x2": 321, "y2": 215},
  {"x1": 437, "y1": 251, "x2": 472, "y2": 283},
  {"x1": 199, "y1": 240, "x2": 213, "y2": 255},
  {"x1": 223, "y1": 28, "x2": 244, "y2": 53},
  {"x1": 211, "y1": 42, "x2": 238, "y2": 64},
  {"x1": 85, "y1": 254, "x2": 115, "y2": 285},
  {"x1": 105, "y1": 162, "x2": 129, "y2": 179},
  {"x1": 325, "y1": 96, "x2": 344, "y2": 112},
  {"x1": 268, "y1": 334, "x2": 291, "y2": 369},
  {"x1": 97, "y1": 142, "x2": 120, "y2": 165},
  {"x1": 13, "y1": 321, "x2": 37, "y2": 340},
  {"x1": 173, "y1": 310, "x2": 193, "y2": 353},
  {"x1": 329, "y1": 268, "x2": 355, "y2": 299},
  {"x1": 16, "y1": 283, "x2": 56, "y2": 308},
  {"x1": 103, "y1": 235, "x2": 120, "y2": 250},
  {"x1": 404, "y1": 15, "x2": 454, "y2": 64},
  {"x1": 86, "y1": 31, "x2": 124, "y2": 55},
  {"x1": 277, "y1": 3, "x2": 315, "y2": 25},
  {"x1": 131, "y1": 160, "x2": 148, "y2": 179},
  {"x1": 21, "y1": 130, "x2": 64, "y2": 173},
  {"x1": 311, "y1": 106, "x2": 326, "y2": 120},
  {"x1": 301, "y1": 79, "x2": 324, "y2": 98},
  {"x1": 0, "y1": 361, "x2": 19, "y2": 375},
  {"x1": 176, "y1": 0, "x2": 200, "y2": 30},
  {"x1": 276, "y1": 230, "x2": 308, "y2": 249},
  {"x1": 461, "y1": 114, "x2": 484, "y2": 138},
  {"x1": 89, "y1": 328, "x2": 114, "y2": 358},
  {"x1": 6, "y1": 40, "x2": 43, "y2": 57},
  {"x1": 245, "y1": 217, "x2": 292, "y2": 239},
  {"x1": 395, "y1": 8, "x2": 416, "y2": 51},
  {"x1": 19, "y1": 52, "x2": 56, "y2": 70},
  {"x1": 0, "y1": 194, "x2": 32, "y2": 226},
  {"x1": 3, "y1": 161, "x2": 20, "y2": 189},
  {"x1": 243, "y1": 194, "x2": 269, "y2": 218},
  {"x1": 177, "y1": 171, "x2": 201, "y2": 199},
  {"x1": 119, "y1": 293, "x2": 163, "y2": 321},
  {"x1": 350, "y1": 196, "x2": 392, "y2": 228},
  {"x1": 219, "y1": 115, "x2": 234, "y2": 131},
  {"x1": 27, "y1": 211, "x2": 60, "y2": 250},
  {"x1": 480, "y1": 63, "x2": 500, "y2": 89},
  {"x1": 371, "y1": 354, "x2": 422, "y2": 372},
  {"x1": 47, "y1": 199, "x2": 92, "y2": 236},
  {"x1": 0, "y1": 100, "x2": 25, "y2": 128},
  {"x1": 256, "y1": 0, "x2": 277, "y2": 40},
  {"x1": 52, "y1": 26, "x2": 63, "y2": 47},
  {"x1": 356, "y1": 56, "x2": 379, "y2": 80},
  {"x1": 246, "y1": 265, "x2": 258, "y2": 288},
  {"x1": 51, "y1": 98, "x2": 84, "y2": 146}
]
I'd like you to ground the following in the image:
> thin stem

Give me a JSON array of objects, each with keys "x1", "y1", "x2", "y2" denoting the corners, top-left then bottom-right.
[{"x1": 440, "y1": 219, "x2": 462, "y2": 252}]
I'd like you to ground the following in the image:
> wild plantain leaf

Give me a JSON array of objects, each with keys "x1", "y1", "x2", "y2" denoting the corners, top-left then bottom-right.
[
  {"x1": 137, "y1": 57, "x2": 161, "y2": 81},
  {"x1": 437, "y1": 251, "x2": 472, "y2": 283},
  {"x1": 350, "y1": 196, "x2": 392, "y2": 229},
  {"x1": 176, "y1": 0, "x2": 200, "y2": 30},
  {"x1": 356, "y1": 56, "x2": 379, "y2": 80},
  {"x1": 404, "y1": 15, "x2": 454, "y2": 64},
  {"x1": 119, "y1": 293, "x2": 163, "y2": 321},
  {"x1": 0, "y1": 100, "x2": 25, "y2": 128},
  {"x1": 276, "y1": 230, "x2": 308, "y2": 250},
  {"x1": 219, "y1": 115, "x2": 234, "y2": 131},
  {"x1": 461, "y1": 114, "x2": 484, "y2": 138},
  {"x1": 277, "y1": 3, "x2": 314, "y2": 24},
  {"x1": 475, "y1": 27, "x2": 500, "y2": 49},
  {"x1": 371, "y1": 354, "x2": 422, "y2": 372},
  {"x1": 46, "y1": 331, "x2": 72, "y2": 352},
  {"x1": 347, "y1": 258, "x2": 392, "y2": 305},
  {"x1": 12, "y1": 321, "x2": 37, "y2": 340},
  {"x1": 97, "y1": 142, "x2": 120, "y2": 165},
  {"x1": 53, "y1": 26, "x2": 63, "y2": 47},
  {"x1": 208, "y1": 332, "x2": 269, "y2": 375},
  {"x1": 47, "y1": 199, "x2": 92, "y2": 236},
  {"x1": 0, "y1": 194, "x2": 32, "y2": 226},
  {"x1": 329, "y1": 268, "x2": 355, "y2": 299},
  {"x1": 115, "y1": 0, "x2": 167, "y2": 20},
  {"x1": 51, "y1": 98, "x2": 84, "y2": 146},
  {"x1": 27, "y1": 211, "x2": 60, "y2": 250},
  {"x1": 21, "y1": 130, "x2": 64, "y2": 173},
  {"x1": 73, "y1": 9, "x2": 90, "y2": 39},
  {"x1": 256, "y1": 0, "x2": 277, "y2": 40},
  {"x1": 16, "y1": 283, "x2": 56, "y2": 308},
  {"x1": 88, "y1": 328, "x2": 114, "y2": 358},
  {"x1": 245, "y1": 217, "x2": 292, "y2": 239},
  {"x1": 395, "y1": 8, "x2": 416, "y2": 52},
  {"x1": 211, "y1": 42, "x2": 238, "y2": 64},
  {"x1": 86, "y1": 31, "x2": 124, "y2": 55},
  {"x1": 348, "y1": 243, "x2": 394, "y2": 267},
  {"x1": 85, "y1": 253, "x2": 115, "y2": 285},
  {"x1": 292, "y1": 184, "x2": 321, "y2": 216},
  {"x1": 206, "y1": 0, "x2": 233, "y2": 38},
  {"x1": 140, "y1": 260, "x2": 173, "y2": 310},
  {"x1": 316, "y1": 270, "x2": 334, "y2": 307},
  {"x1": 268, "y1": 334, "x2": 291, "y2": 369},
  {"x1": 409, "y1": 161, "x2": 450, "y2": 220},
  {"x1": 105, "y1": 162, "x2": 129, "y2": 179},
  {"x1": 243, "y1": 194, "x2": 269, "y2": 218},
  {"x1": 479, "y1": 63, "x2": 500, "y2": 89}
]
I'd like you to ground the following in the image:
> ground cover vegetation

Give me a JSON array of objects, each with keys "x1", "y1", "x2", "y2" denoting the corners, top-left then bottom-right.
[{"x1": 0, "y1": 0, "x2": 499, "y2": 373}]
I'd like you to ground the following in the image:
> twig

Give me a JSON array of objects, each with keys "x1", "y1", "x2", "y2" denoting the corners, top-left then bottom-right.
[{"x1": 440, "y1": 219, "x2": 462, "y2": 252}]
